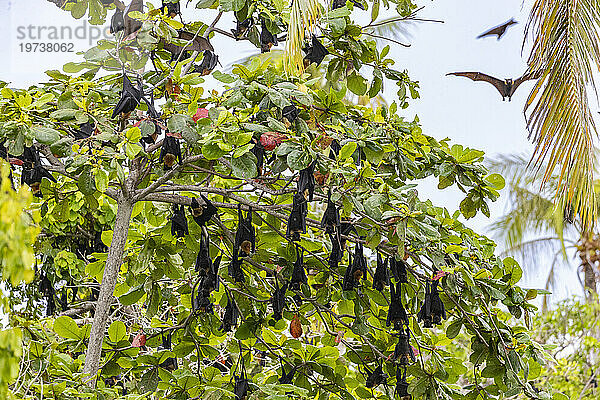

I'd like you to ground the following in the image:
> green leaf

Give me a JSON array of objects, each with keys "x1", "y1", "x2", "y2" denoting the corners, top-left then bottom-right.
[
  {"x1": 347, "y1": 72, "x2": 368, "y2": 96},
  {"x1": 339, "y1": 142, "x2": 357, "y2": 160},
  {"x1": 77, "y1": 166, "x2": 96, "y2": 195},
  {"x1": 231, "y1": 153, "x2": 258, "y2": 178},
  {"x1": 446, "y1": 319, "x2": 462, "y2": 339},
  {"x1": 108, "y1": 321, "x2": 127, "y2": 343},
  {"x1": 32, "y1": 127, "x2": 60, "y2": 145},
  {"x1": 53, "y1": 316, "x2": 82, "y2": 340}
]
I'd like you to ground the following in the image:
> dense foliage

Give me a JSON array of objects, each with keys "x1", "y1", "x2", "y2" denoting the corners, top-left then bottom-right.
[{"x1": 0, "y1": 0, "x2": 558, "y2": 399}]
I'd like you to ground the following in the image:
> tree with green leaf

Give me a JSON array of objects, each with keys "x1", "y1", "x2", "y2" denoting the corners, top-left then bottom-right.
[{"x1": 0, "y1": 0, "x2": 560, "y2": 399}]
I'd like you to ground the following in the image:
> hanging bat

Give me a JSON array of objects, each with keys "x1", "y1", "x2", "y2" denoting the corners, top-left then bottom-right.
[
  {"x1": 290, "y1": 247, "x2": 307, "y2": 290},
  {"x1": 93, "y1": 231, "x2": 108, "y2": 254},
  {"x1": 303, "y1": 35, "x2": 329, "y2": 67},
  {"x1": 250, "y1": 137, "x2": 269, "y2": 176},
  {"x1": 329, "y1": 139, "x2": 341, "y2": 160},
  {"x1": 194, "y1": 50, "x2": 219, "y2": 75},
  {"x1": 159, "y1": 135, "x2": 182, "y2": 170},
  {"x1": 446, "y1": 70, "x2": 539, "y2": 101},
  {"x1": 417, "y1": 281, "x2": 432, "y2": 328},
  {"x1": 170, "y1": 204, "x2": 188, "y2": 238},
  {"x1": 162, "y1": 0, "x2": 180, "y2": 17},
  {"x1": 389, "y1": 257, "x2": 408, "y2": 283},
  {"x1": 260, "y1": 20, "x2": 278, "y2": 53},
  {"x1": 394, "y1": 327, "x2": 415, "y2": 365},
  {"x1": 372, "y1": 252, "x2": 389, "y2": 292},
  {"x1": 123, "y1": 0, "x2": 143, "y2": 37},
  {"x1": 220, "y1": 292, "x2": 239, "y2": 332},
  {"x1": 332, "y1": 0, "x2": 365, "y2": 10},
  {"x1": 477, "y1": 18, "x2": 517, "y2": 40},
  {"x1": 190, "y1": 195, "x2": 218, "y2": 226},
  {"x1": 160, "y1": 31, "x2": 214, "y2": 62},
  {"x1": 271, "y1": 276, "x2": 288, "y2": 321},
  {"x1": 21, "y1": 162, "x2": 56, "y2": 197},
  {"x1": 278, "y1": 360, "x2": 297, "y2": 384},
  {"x1": 234, "y1": 365, "x2": 249, "y2": 400},
  {"x1": 231, "y1": 17, "x2": 253, "y2": 40},
  {"x1": 228, "y1": 251, "x2": 246, "y2": 283},
  {"x1": 72, "y1": 122, "x2": 94, "y2": 140},
  {"x1": 328, "y1": 232, "x2": 343, "y2": 270},
  {"x1": 429, "y1": 280, "x2": 446, "y2": 325},
  {"x1": 365, "y1": 365, "x2": 388, "y2": 388},
  {"x1": 297, "y1": 161, "x2": 315, "y2": 201},
  {"x1": 287, "y1": 193, "x2": 307, "y2": 242},
  {"x1": 343, "y1": 241, "x2": 366, "y2": 290},
  {"x1": 195, "y1": 232, "x2": 211, "y2": 274},
  {"x1": 395, "y1": 366, "x2": 411, "y2": 400},
  {"x1": 110, "y1": 8, "x2": 124, "y2": 34},
  {"x1": 234, "y1": 205, "x2": 255, "y2": 257},
  {"x1": 321, "y1": 190, "x2": 340, "y2": 234},
  {"x1": 111, "y1": 74, "x2": 143, "y2": 118},
  {"x1": 39, "y1": 273, "x2": 56, "y2": 316},
  {"x1": 282, "y1": 104, "x2": 299, "y2": 125},
  {"x1": 386, "y1": 282, "x2": 408, "y2": 330},
  {"x1": 158, "y1": 332, "x2": 178, "y2": 371}
]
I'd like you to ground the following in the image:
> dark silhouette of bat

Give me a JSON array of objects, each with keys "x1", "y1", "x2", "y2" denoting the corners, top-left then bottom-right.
[
  {"x1": 271, "y1": 275, "x2": 288, "y2": 321},
  {"x1": 477, "y1": 18, "x2": 517, "y2": 40},
  {"x1": 321, "y1": 190, "x2": 340, "y2": 234},
  {"x1": 110, "y1": 9, "x2": 124, "y2": 34},
  {"x1": 297, "y1": 161, "x2": 315, "y2": 201},
  {"x1": 260, "y1": 20, "x2": 278, "y2": 53},
  {"x1": 111, "y1": 74, "x2": 143, "y2": 118},
  {"x1": 234, "y1": 205, "x2": 255, "y2": 257},
  {"x1": 395, "y1": 366, "x2": 410, "y2": 400},
  {"x1": 159, "y1": 135, "x2": 182, "y2": 170},
  {"x1": 123, "y1": 0, "x2": 143, "y2": 37},
  {"x1": 290, "y1": 247, "x2": 307, "y2": 290},
  {"x1": 170, "y1": 204, "x2": 188, "y2": 238},
  {"x1": 329, "y1": 138, "x2": 341, "y2": 159},
  {"x1": 372, "y1": 252, "x2": 389, "y2": 292},
  {"x1": 446, "y1": 71, "x2": 539, "y2": 101},
  {"x1": 393, "y1": 327, "x2": 415, "y2": 365},
  {"x1": 162, "y1": 0, "x2": 180, "y2": 17},
  {"x1": 365, "y1": 365, "x2": 388, "y2": 388},
  {"x1": 389, "y1": 257, "x2": 408, "y2": 283},
  {"x1": 72, "y1": 122, "x2": 94, "y2": 139},
  {"x1": 303, "y1": 35, "x2": 329, "y2": 67},
  {"x1": 220, "y1": 292, "x2": 239, "y2": 332},
  {"x1": 160, "y1": 31, "x2": 214, "y2": 62},
  {"x1": 282, "y1": 104, "x2": 299, "y2": 124},
  {"x1": 158, "y1": 332, "x2": 178, "y2": 371},
  {"x1": 332, "y1": 0, "x2": 365, "y2": 10},
  {"x1": 386, "y1": 282, "x2": 408, "y2": 330},
  {"x1": 231, "y1": 17, "x2": 253, "y2": 40},
  {"x1": 194, "y1": 50, "x2": 219, "y2": 75},
  {"x1": 287, "y1": 193, "x2": 307, "y2": 241},
  {"x1": 189, "y1": 195, "x2": 217, "y2": 226}
]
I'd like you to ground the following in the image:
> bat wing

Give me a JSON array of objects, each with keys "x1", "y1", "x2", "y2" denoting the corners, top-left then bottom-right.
[
  {"x1": 177, "y1": 31, "x2": 214, "y2": 52},
  {"x1": 447, "y1": 72, "x2": 507, "y2": 97},
  {"x1": 510, "y1": 70, "x2": 542, "y2": 96}
]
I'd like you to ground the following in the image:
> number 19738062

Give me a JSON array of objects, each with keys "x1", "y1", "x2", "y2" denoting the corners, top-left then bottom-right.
[{"x1": 19, "y1": 43, "x2": 74, "y2": 52}]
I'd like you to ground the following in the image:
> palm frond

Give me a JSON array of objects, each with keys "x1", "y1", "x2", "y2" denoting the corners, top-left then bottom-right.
[
  {"x1": 525, "y1": 0, "x2": 600, "y2": 229},
  {"x1": 284, "y1": 0, "x2": 322, "y2": 76}
]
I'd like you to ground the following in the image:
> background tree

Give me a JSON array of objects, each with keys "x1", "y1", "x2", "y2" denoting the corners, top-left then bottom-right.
[{"x1": 0, "y1": 0, "x2": 556, "y2": 399}]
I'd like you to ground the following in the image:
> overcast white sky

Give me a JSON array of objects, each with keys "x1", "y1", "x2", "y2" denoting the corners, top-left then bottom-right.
[{"x1": 0, "y1": 0, "x2": 584, "y2": 301}]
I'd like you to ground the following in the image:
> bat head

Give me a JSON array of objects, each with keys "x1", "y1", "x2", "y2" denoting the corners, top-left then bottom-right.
[{"x1": 163, "y1": 153, "x2": 177, "y2": 168}]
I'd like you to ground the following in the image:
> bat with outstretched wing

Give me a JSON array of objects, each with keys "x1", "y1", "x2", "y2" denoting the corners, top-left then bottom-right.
[
  {"x1": 446, "y1": 71, "x2": 540, "y2": 101},
  {"x1": 477, "y1": 18, "x2": 517, "y2": 40}
]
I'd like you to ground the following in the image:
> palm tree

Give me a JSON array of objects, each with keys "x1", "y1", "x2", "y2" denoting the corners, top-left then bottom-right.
[
  {"x1": 524, "y1": 0, "x2": 600, "y2": 229},
  {"x1": 488, "y1": 153, "x2": 600, "y2": 309}
]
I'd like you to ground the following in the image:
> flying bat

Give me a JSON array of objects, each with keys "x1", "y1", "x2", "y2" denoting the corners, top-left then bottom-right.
[
  {"x1": 477, "y1": 18, "x2": 517, "y2": 40},
  {"x1": 159, "y1": 135, "x2": 182, "y2": 170},
  {"x1": 446, "y1": 71, "x2": 539, "y2": 101},
  {"x1": 303, "y1": 35, "x2": 329, "y2": 67},
  {"x1": 111, "y1": 74, "x2": 143, "y2": 118}
]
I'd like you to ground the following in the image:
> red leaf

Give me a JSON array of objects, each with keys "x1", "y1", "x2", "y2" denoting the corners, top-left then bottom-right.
[
  {"x1": 192, "y1": 107, "x2": 209, "y2": 122},
  {"x1": 132, "y1": 333, "x2": 146, "y2": 347}
]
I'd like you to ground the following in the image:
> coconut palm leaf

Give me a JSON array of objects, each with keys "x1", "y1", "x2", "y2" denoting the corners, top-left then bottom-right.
[
  {"x1": 524, "y1": 0, "x2": 600, "y2": 228},
  {"x1": 284, "y1": 0, "x2": 322, "y2": 75}
]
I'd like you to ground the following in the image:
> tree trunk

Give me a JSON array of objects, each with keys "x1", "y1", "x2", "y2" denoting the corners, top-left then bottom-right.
[
  {"x1": 583, "y1": 261, "x2": 597, "y2": 300},
  {"x1": 82, "y1": 193, "x2": 134, "y2": 386}
]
